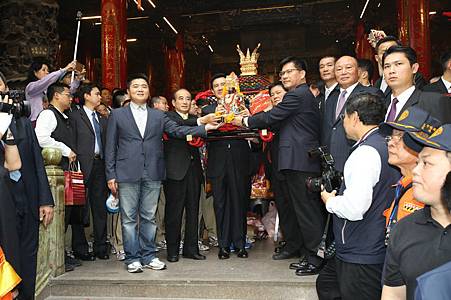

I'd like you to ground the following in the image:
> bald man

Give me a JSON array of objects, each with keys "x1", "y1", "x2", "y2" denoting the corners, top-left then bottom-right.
[{"x1": 321, "y1": 55, "x2": 384, "y2": 172}]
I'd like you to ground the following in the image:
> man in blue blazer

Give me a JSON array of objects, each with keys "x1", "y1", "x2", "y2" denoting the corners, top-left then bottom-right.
[
  {"x1": 105, "y1": 74, "x2": 215, "y2": 273},
  {"x1": 235, "y1": 56, "x2": 326, "y2": 276}
]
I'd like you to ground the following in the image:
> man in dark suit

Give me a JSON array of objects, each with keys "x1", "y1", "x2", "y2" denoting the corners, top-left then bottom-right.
[
  {"x1": 202, "y1": 74, "x2": 251, "y2": 260},
  {"x1": 374, "y1": 36, "x2": 426, "y2": 98},
  {"x1": 235, "y1": 56, "x2": 326, "y2": 275},
  {"x1": 105, "y1": 74, "x2": 216, "y2": 273},
  {"x1": 317, "y1": 56, "x2": 339, "y2": 111},
  {"x1": 321, "y1": 56, "x2": 384, "y2": 173},
  {"x1": 382, "y1": 46, "x2": 451, "y2": 124},
  {"x1": 6, "y1": 114, "x2": 54, "y2": 299},
  {"x1": 71, "y1": 83, "x2": 109, "y2": 260},
  {"x1": 163, "y1": 88, "x2": 206, "y2": 262},
  {"x1": 423, "y1": 51, "x2": 451, "y2": 95}
]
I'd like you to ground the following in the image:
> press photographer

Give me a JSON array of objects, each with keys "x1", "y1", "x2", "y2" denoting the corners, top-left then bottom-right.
[
  {"x1": 1, "y1": 71, "x2": 54, "y2": 300},
  {"x1": 316, "y1": 92, "x2": 400, "y2": 300}
]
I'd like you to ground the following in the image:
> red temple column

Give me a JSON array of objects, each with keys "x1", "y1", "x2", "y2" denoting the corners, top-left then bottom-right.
[
  {"x1": 397, "y1": 0, "x2": 431, "y2": 79},
  {"x1": 163, "y1": 34, "x2": 185, "y2": 99},
  {"x1": 101, "y1": 0, "x2": 127, "y2": 96},
  {"x1": 355, "y1": 21, "x2": 373, "y2": 60}
]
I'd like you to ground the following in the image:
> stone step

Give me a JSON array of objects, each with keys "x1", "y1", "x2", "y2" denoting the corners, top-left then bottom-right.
[
  {"x1": 43, "y1": 277, "x2": 317, "y2": 300},
  {"x1": 40, "y1": 239, "x2": 318, "y2": 300}
]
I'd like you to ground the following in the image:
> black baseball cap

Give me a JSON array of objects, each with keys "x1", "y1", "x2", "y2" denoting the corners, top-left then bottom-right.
[
  {"x1": 408, "y1": 124, "x2": 451, "y2": 152},
  {"x1": 379, "y1": 107, "x2": 441, "y2": 136}
]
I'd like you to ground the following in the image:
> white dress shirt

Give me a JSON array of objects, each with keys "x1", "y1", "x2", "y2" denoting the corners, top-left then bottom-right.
[
  {"x1": 380, "y1": 76, "x2": 388, "y2": 93},
  {"x1": 326, "y1": 128, "x2": 382, "y2": 221},
  {"x1": 338, "y1": 81, "x2": 359, "y2": 104},
  {"x1": 384, "y1": 85, "x2": 416, "y2": 121},
  {"x1": 83, "y1": 106, "x2": 100, "y2": 154},
  {"x1": 441, "y1": 76, "x2": 451, "y2": 92},
  {"x1": 176, "y1": 111, "x2": 189, "y2": 120},
  {"x1": 130, "y1": 102, "x2": 148, "y2": 138},
  {"x1": 35, "y1": 108, "x2": 72, "y2": 157},
  {"x1": 325, "y1": 82, "x2": 338, "y2": 101}
]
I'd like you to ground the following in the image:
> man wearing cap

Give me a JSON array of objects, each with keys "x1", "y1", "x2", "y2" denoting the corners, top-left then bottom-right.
[
  {"x1": 382, "y1": 124, "x2": 451, "y2": 300},
  {"x1": 379, "y1": 107, "x2": 441, "y2": 244}
]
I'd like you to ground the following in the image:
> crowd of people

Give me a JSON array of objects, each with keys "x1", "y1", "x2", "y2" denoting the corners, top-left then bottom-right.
[{"x1": 0, "y1": 34, "x2": 450, "y2": 300}]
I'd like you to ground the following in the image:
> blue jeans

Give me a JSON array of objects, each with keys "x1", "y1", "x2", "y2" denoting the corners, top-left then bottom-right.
[{"x1": 118, "y1": 179, "x2": 161, "y2": 265}]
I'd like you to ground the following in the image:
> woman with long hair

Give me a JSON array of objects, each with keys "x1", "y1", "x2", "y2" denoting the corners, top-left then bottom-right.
[{"x1": 25, "y1": 58, "x2": 78, "y2": 124}]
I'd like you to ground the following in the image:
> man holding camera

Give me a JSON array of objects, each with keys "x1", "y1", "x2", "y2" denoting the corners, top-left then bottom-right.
[{"x1": 317, "y1": 93, "x2": 400, "y2": 300}]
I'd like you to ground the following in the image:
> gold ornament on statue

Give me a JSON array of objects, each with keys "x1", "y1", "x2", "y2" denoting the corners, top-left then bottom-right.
[{"x1": 236, "y1": 43, "x2": 261, "y2": 76}]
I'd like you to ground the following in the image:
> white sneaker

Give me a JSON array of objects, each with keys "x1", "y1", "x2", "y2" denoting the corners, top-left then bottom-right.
[
  {"x1": 116, "y1": 250, "x2": 126, "y2": 261},
  {"x1": 143, "y1": 257, "x2": 166, "y2": 270},
  {"x1": 127, "y1": 261, "x2": 143, "y2": 273},
  {"x1": 198, "y1": 240, "x2": 210, "y2": 251}
]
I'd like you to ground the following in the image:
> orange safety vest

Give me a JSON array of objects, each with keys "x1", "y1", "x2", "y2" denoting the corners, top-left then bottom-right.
[
  {"x1": 0, "y1": 246, "x2": 21, "y2": 300},
  {"x1": 384, "y1": 176, "x2": 425, "y2": 226}
]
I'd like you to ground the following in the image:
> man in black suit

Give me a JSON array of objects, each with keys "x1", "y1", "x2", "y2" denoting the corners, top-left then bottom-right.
[
  {"x1": 235, "y1": 56, "x2": 326, "y2": 275},
  {"x1": 163, "y1": 88, "x2": 206, "y2": 262},
  {"x1": 202, "y1": 74, "x2": 251, "y2": 260},
  {"x1": 374, "y1": 36, "x2": 426, "y2": 97},
  {"x1": 321, "y1": 55, "x2": 384, "y2": 173},
  {"x1": 423, "y1": 51, "x2": 451, "y2": 95},
  {"x1": 71, "y1": 83, "x2": 109, "y2": 260},
  {"x1": 317, "y1": 56, "x2": 339, "y2": 111},
  {"x1": 382, "y1": 46, "x2": 451, "y2": 124}
]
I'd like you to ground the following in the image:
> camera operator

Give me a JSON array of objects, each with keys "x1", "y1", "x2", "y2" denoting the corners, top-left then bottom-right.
[
  {"x1": 317, "y1": 93, "x2": 400, "y2": 300},
  {"x1": 0, "y1": 94, "x2": 22, "y2": 299},
  {"x1": 1, "y1": 71, "x2": 54, "y2": 299}
]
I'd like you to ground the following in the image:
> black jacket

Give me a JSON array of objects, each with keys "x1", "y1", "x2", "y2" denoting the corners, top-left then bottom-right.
[
  {"x1": 71, "y1": 108, "x2": 108, "y2": 183},
  {"x1": 163, "y1": 111, "x2": 202, "y2": 181},
  {"x1": 321, "y1": 83, "x2": 384, "y2": 172},
  {"x1": 423, "y1": 79, "x2": 449, "y2": 95},
  {"x1": 9, "y1": 117, "x2": 54, "y2": 219},
  {"x1": 393, "y1": 88, "x2": 451, "y2": 124},
  {"x1": 248, "y1": 83, "x2": 321, "y2": 173}
]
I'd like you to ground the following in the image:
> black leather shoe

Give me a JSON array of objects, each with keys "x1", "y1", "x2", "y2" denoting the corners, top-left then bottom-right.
[
  {"x1": 289, "y1": 257, "x2": 308, "y2": 270},
  {"x1": 183, "y1": 253, "x2": 206, "y2": 260},
  {"x1": 74, "y1": 252, "x2": 96, "y2": 261},
  {"x1": 65, "y1": 255, "x2": 82, "y2": 267},
  {"x1": 237, "y1": 249, "x2": 248, "y2": 258},
  {"x1": 167, "y1": 255, "x2": 179, "y2": 262},
  {"x1": 95, "y1": 252, "x2": 110, "y2": 260},
  {"x1": 65, "y1": 263, "x2": 75, "y2": 272},
  {"x1": 218, "y1": 248, "x2": 230, "y2": 259},
  {"x1": 295, "y1": 263, "x2": 322, "y2": 276},
  {"x1": 272, "y1": 250, "x2": 298, "y2": 260}
]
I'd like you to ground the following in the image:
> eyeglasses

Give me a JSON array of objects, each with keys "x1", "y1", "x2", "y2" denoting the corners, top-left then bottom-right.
[
  {"x1": 279, "y1": 68, "x2": 300, "y2": 77},
  {"x1": 60, "y1": 92, "x2": 73, "y2": 98},
  {"x1": 385, "y1": 134, "x2": 404, "y2": 144}
]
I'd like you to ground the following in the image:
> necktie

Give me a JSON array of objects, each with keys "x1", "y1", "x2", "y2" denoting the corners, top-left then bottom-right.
[
  {"x1": 386, "y1": 98, "x2": 399, "y2": 122},
  {"x1": 92, "y1": 112, "x2": 103, "y2": 158},
  {"x1": 335, "y1": 90, "x2": 347, "y2": 119}
]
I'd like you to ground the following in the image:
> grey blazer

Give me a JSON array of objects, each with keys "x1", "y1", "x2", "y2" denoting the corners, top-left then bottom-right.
[{"x1": 105, "y1": 105, "x2": 206, "y2": 183}]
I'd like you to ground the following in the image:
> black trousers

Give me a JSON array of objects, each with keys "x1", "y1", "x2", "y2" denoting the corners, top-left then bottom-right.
[
  {"x1": 279, "y1": 170, "x2": 326, "y2": 265},
  {"x1": 0, "y1": 173, "x2": 20, "y2": 286},
  {"x1": 210, "y1": 156, "x2": 249, "y2": 249},
  {"x1": 84, "y1": 159, "x2": 108, "y2": 254},
  {"x1": 164, "y1": 162, "x2": 201, "y2": 257},
  {"x1": 9, "y1": 178, "x2": 37, "y2": 300},
  {"x1": 316, "y1": 257, "x2": 383, "y2": 300},
  {"x1": 271, "y1": 170, "x2": 302, "y2": 254}
]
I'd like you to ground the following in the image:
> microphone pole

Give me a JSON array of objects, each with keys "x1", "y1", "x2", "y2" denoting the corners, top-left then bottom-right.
[{"x1": 71, "y1": 11, "x2": 82, "y2": 84}]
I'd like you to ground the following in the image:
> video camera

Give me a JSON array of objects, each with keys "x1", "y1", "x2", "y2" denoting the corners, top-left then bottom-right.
[
  {"x1": 305, "y1": 146, "x2": 343, "y2": 193},
  {"x1": 0, "y1": 90, "x2": 31, "y2": 118}
]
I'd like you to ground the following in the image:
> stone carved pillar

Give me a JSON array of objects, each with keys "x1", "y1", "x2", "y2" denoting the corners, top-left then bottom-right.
[
  {"x1": 35, "y1": 148, "x2": 65, "y2": 298},
  {"x1": 0, "y1": 0, "x2": 59, "y2": 81},
  {"x1": 101, "y1": 0, "x2": 127, "y2": 94},
  {"x1": 397, "y1": 0, "x2": 431, "y2": 79}
]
